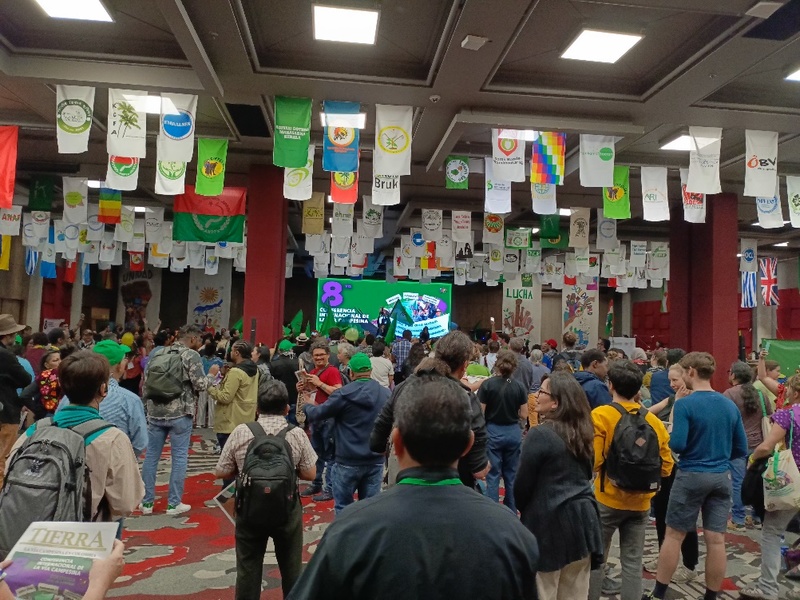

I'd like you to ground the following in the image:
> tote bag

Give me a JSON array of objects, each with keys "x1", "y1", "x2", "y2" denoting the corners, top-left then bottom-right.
[
  {"x1": 763, "y1": 407, "x2": 800, "y2": 511},
  {"x1": 758, "y1": 390, "x2": 771, "y2": 443}
]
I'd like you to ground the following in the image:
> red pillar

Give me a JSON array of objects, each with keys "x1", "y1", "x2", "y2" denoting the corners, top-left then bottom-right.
[
  {"x1": 669, "y1": 219, "x2": 691, "y2": 350},
  {"x1": 243, "y1": 165, "x2": 287, "y2": 345}
]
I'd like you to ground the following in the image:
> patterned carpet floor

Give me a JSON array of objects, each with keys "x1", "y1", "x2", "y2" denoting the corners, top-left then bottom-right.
[{"x1": 107, "y1": 430, "x2": 799, "y2": 599}]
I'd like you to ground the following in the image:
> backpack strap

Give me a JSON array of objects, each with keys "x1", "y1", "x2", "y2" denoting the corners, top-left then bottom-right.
[
  {"x1": 70, "y1": 418, "x2": 114, "y2": 442},
  {"x1": 757, "y1": 390, "x2": 767, "y2": 418},
  {"x1": 600, "y1": 403, "x2": 634, "y2": 493},
  {"x1": 246, "y1": 421, "x2": 268, "y2": 443}
]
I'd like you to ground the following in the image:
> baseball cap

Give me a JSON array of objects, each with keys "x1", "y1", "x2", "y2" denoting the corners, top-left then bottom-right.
[
  {"x1": 344, "y1": 328, "x2": 359, "y2": 342},
  {"x1": 278, "y1": 339, "x2": 293, "y2": 352},
  {"x1": 348, "y1": 352, "x2": 372, "y2": 373},
  {"x1": 120, "y1": 332, "x2": 135, "y2": 348},
  {"x1": 93, "y1": 339, "x2": 131, "y2": 366},
  {"x1": 545, "y1": 339, "x2": 558, "y2": 348}
]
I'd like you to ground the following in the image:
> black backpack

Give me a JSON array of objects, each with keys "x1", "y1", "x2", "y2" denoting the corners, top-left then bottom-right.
[
  {"x1": 235, "y1": 423, "x2": 297, "y2": 529},
  {"x1": 601, "y1": 403, "x2": 662, "y2": 493},
  {"x1": 143, "y1": 347, "x2": 186, "y2": 404}
]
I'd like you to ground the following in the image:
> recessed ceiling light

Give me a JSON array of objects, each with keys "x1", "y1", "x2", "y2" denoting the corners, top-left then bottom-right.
[
  {"x1": 133, "y1": 206, "x2": 147, "y2": 213},
  {"x1": 34, "y1": 0, "x2": 113, "y2": 22},
  {"x1": 313, "y1": 4, "x2": 379, "y2": 45},
  {"x1": 774, "y1": 241, "x2": 789, "y2": 247},
  {"x1": 559, "y1": 208, "x2": 571, "y2": 216},
  {"x1": 497, "y1": 129, "x2": 540, "y2": 141},
  {"x1": 736, "y1": 253, "x2": 742, "y2": 258},
  {"x1": 561, "y1": 29, "x2": 642, "y2": 64},
  {"x1": 87, "y1": 180, "x2": 103, "y2": 189},
  {"x1": 320, "y1": 111, "x2": 367, "y2": 129},
  {"x1": 461, "y1": 35, "x2": 489, "y2": 51},
  {"x1": 531, "y1": 227, "x2": 540, "y2": 234},
  {"x1": 122, "y1": 94, "x2": 173, "y2": 115},
  {"x1": 660, "y1": 135, "x2": 692, "y2": 151},
  {"x1": 786, "y1": 67, "x2": 800, "y2": 82},
  {"x1": 328, "y1": 217, "x2": 333, "y2": 223}
]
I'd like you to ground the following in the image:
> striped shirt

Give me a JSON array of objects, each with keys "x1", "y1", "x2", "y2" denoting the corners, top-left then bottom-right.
[{"x1": 391, "y1": 339, "x2": 412, "y2": 373}]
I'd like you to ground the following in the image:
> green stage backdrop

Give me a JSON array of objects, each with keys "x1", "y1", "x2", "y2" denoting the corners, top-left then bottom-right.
[{"x1": 763, "y1": 339, "x2": 800, "y2": 377}]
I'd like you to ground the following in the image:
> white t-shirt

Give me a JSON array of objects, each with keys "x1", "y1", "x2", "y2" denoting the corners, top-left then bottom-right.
[
  {"x1": 483, "y1": 352, "x2": 498, "y2": 372},
  {"x1": 370, "y1": 356, "x2": 394, "y2": 388}
]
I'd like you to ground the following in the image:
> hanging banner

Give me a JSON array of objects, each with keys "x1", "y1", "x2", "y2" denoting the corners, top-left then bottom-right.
[
  {"x1": 760, "y1": 257, "x2": 779, "y2": 306},
  {"x1": 596, "y1": 213, "x2": 618, "y2": 250},
  {"x1": 451, "y1": 210, "x2": 472, "y2": 242},
  {"x1": 787, "y1": 176, "x2": 800, "y2": 228},
  {"x1": 531, "y1": 183, "x2": 557, "y2": 214},
  {"x1": 62, "y1": 177, "x2": 88, "y2": 224},
  {"x1": 186, "y1": 258, "x2": 232, "y2": 329},
  {"x1": 301, "y1": 192, "x2": 325, "y2": 235},
  {"x1": 445, "y1": 155, "x2": 469, "y2": 189},
  {"x1": 455, "y1": 234, "x2": 475, "y2": 261},
  {"x1": 492, "y1": 129, "x2": 525, "y2": 182},
  {"x1": 56, "y1": 85, "x2": 94, "y2": 154},
  {"x1": 196, "y1": 138, "x2": 228, "y2": 196},
  {"x1": 205, "y1": 249, "x2": 219, "y2": 276},
  {"x1": 649, "y1": 242, "x2": 670, "y2": 275},
  {"x1": 569, "y1": 208, "x2": 590, "y2": 248},
  {"x1": 283, "y1": 145, "x2": 315, "y2": 201},
  {"x1": 488, "y1": 245, "x2": 503, "y2": 272},
  {"x1": 505, "y1": 227, "x2": 531, "y2": 250},
  {"x1": 145, "y1": 207, "x2": 165, "y2": 242},
  {"x1": 107, "y1": 89, "x2": 147, "y2": 158},
  {"x1": 331, "y1": 203, "x2": 354, "y2": 237},
  {"x1": 322, "y1": 100, "x2": 360, "y2": 173},
  {"x1": 603, "y1": 165, "x2": 630, "y2": 219},
  {"x1": 0, "y1": 206, "x2": 21, "y2": 236},
  {"x1": 158, "y1": 93, "x2": 197, "y2": 162},
  {"x1": 541, "y1": 229, "x2": 568, "y2": 249},
  {"x1": 22, "y1": 212, "x2": 41, "y2": 246},
  {"x1": 128, "y1": 218, "x2": 145, "y2": 252},
  {"x1": 40, "y1": 227, "x2": 56, "y2": 279},
  {"x1": 331, "y1": 171, "x2": 358, "y2": 204},
  {"x1": 741, "y1": 271, "x2": 757, "y2": 309},
  {"x1": 687, "y1": 126, "x2": 722, "y2": 194},
  {"x1": 579, "y1": 134, "x2": 615, "y2": 187},
  {"x1": 454, "y1": 261, "x2": 467, "y2": 286},
  {"x1": 421, "y1": 209, "x2": 443, "y2": 241},
  {"x1": 503, "y1": 249, "x2": 520, "y2": 273},
  {"x1": 98, "y1": 187, "x2": 122, "y2": 224},
  {"x1": 740, "y1": 238, "x2": 758, "y2": 273},
  {"x1": 273, "y1": 96, "x2": 312, "y2": 168},
  {"x1": 155, "y1": 159, "x2": 186, "y2": 195},
  {"x1": 540, "y1": 213, "x2": 560, "y2": 238},
  {"x1": 562, "y1": 278, "x2": 598, "y2": 348},
  {"x1": 0, "y1": 127, "x2": 17, "y2": 209},
  {"x1": 530, "y1": 131, "x2": 566, "y2": 185},
  {"x1": 372, "y1": 174, "x2": 400, "y2": 206},
  {"x1": 30, "y1": 211, "x2": 50, "y2": 241},
  {"x1": 85, "y1": 204, "x2": 104, "y2": 241},
  {"x1": 438, "y1": 229, "x2": 454, "y2": 267},
  {"x1": 484, "y1": 157, "x2": 511, "y2": 213},
  {"x1": 483, "y1": 213, "x2": 505, "y2": 245},
  {"x1": 680, "y1": 167, "x2": 706, "y2": 224},
  {"x1": 28, "y1": 175, "x2": 54, "y2": 211},
  {"x1": 105, "y1": 156, "x2": 139, "y2": 191},
  {"x1": 744, "y1": 130, "x2": 778, "y2": 198},
  {"x1": 374, "y1": 104, "x2": 412, "y2": 176},
  {"x1": 173, "y1": 186, "x2": 246, "y2": 244},
  {"x1": 640, "y1": 166, "x2": 670, "y2": 222},
  {"x1": 575, "y1": 248, "x2": 590, "y2": 273},
  {"x1": 629, "y1": 240, "x2": 647, "y2": 268},
  {"x1": 522, "y1": 244, "x2": 541, "y2": 274},
  {"x1": 756, "y1": 181, "x2": 785, "y2": 229},
  {"x1": 361, "y1": 195, "x2": 384, "y2": 238},
  {"x1": 114, "y1": 206, "x2": 135, "y2": 243}
]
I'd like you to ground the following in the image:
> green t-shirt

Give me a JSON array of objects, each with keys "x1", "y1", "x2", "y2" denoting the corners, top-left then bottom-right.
[{"x1": 465, "y1": 363, "x2": 491, "y2": 377}]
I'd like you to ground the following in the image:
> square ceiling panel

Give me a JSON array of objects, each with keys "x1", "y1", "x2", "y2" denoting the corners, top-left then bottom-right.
[
  {"x1": 240, "y1": 0, "x2": 456, "y2": 81},
  {"x1": 490, "y1": 0, "x2": 739, "y2": 97},
  {"x1": 0, "y1": 0, "x2": 186, "y2": 62}
]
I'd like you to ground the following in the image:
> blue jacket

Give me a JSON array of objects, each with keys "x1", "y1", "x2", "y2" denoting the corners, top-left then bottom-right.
[
  {"x1": 305, "y1": 378, "x2": 390, "y2": 466},
  {"x1": 574, "y1": 371, "x2": 611, "y2": 410},
  {"x1": 649, "y1": 369, "x2": 672, "y2": 404}
]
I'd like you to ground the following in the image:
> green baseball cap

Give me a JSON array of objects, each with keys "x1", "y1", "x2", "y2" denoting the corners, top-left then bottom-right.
[
  {"x1": 278, "y1": 339, "x2": 293, "y2": 352},
  {"x1": 348, "y1": 352, "x2": 372, "y2": 373},
  {"x1": 93, "y1": 339, "x2": 131, "y2": 366}
]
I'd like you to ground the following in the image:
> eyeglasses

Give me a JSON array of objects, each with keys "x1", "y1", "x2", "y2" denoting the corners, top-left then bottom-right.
[{"x1": 538, "y1": 390, "x2": 553, "y2": 397}]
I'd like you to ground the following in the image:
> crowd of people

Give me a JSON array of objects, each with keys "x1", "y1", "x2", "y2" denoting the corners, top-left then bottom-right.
[{"x1": 1, "y1": 310, "x2": 800, "y2": 600}]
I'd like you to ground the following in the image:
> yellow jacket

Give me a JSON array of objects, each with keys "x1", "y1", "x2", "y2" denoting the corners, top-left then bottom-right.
[
  {"x1": 592, "y1": 399, "x2": 674, "y2": 512},
  {"x1": 209, "y1": 361, "x2": 258, "y2": 434}
]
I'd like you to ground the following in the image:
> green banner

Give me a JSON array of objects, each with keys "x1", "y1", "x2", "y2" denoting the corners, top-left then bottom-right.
[
  {"x1": 541, "y1": 228, "x2": 569, "y2": 249},
  {"x1": 173, "y1": 213, "x2": 244, "y2": 243},
  {"x1": 603, "y1": 165, "x2": 630, "y2": 219},
  {"x1": 540, "y1": 214, "x2": 560, "y2": 238},
  {"x1": 763, "y1": 339, "x2": 800, "y2": 378},
  {"x1": 273, "y1": 96, "x2": 312, "y2": 168},
  {"x1": 195, "y1": 138, "x2": 228, "y2": 196},
  {"x1": 28, "y1": 175, "x2": 54, "y2": 211},
  {"x1": 445, "y1": 155, "x2": 469, "y2": 189}
]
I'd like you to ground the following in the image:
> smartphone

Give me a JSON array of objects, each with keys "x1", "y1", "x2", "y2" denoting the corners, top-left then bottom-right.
[
  {"x1": 295, "y1": 369, "x2": 305, "y2": 382},
  {"x1": 765, "y1": 340, "x2": 772, "y2": 353}
]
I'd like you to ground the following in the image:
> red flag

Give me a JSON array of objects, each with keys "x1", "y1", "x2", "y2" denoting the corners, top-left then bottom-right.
[
  {"x1": 63, "y1": 260, "x2": 78, "y2": 284},
  {"x1": 564, "y1": 275, "x2": 577, "y2": 286},
  {"x1": 173, "y1": 186, "x2": 246, "y2": 216},
  {"x1": 607, "y1": 277, "x2": 617, "y2": 288},
  {"x1": 330, "y1": 171, "x2": 358, "y2": 204},
  {"x1": 0, "y1": 126, "x2": 18, "y2": 209},
  {"x1": 129, "y1": 251, "x2": 144, "y2": 272}
]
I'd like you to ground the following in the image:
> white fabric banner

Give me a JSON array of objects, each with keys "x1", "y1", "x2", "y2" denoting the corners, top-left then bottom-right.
[
  {"x1": 85, "y1": 205, "x2": 104, "y2": 241},
  {"x1": 649, "y1": 242, "x2": 670, "y2": 273},
  {"x1": 283, "y1": 145, "x2": 315, "y2": 201},
  {"x1": 331, "y1": 235, "x2": 350, "y2": 255},
  {"x1": 155, "y1": 157, "x2": 186, "y2": 195},
  {"x1": 22, "y1": 213, "x2": 40, "y2": 246},
  {"x1": 106, "y1": 155, "x2": 140, "y2": 191},
  {"x1": 421, "y1": 209, "x2": 443, "y2": 241},
  {"x1": 305, "y1": 233, "x2": 329, "y2": 256},
  {"x1": 56, "y1": 85, "x2": 95, "y2": 154},
  {"x1": 187, "y1": 259, "x2": 232, "y2": 329},
  {"x1": 0, "y1": 206, "x2": 22, "y2": 236},
  {"x1": 145, "y1": 207, "x2": 165, "y2": 242},
  {"x1": 62, "y1": 177, "x2": 88, "y2": 224},
  {"x1": 63, "y1": 221, "x2": 80, "y2": 251},
  {"x1": 531, "y1": 183, "x2": 557, "y2": 214},
  {"x1": 83, "y1": 241, "x2": 100, "y2": 265},
  {"x1": 489, "y1": 245, "x2": 503, "y2": 272},
  {"x1": 170, "y1": 240, "x2": 186, "y2": 259},
  {"x1": 502, "y1": 279, "x2": 542, "y2": 344},
  {"x1": 575, "y1": 247, "x2": 590, "y2": 273},
  {"x1": 205, "y1": 249, "x2": 220, "y2": 276},
  {"x1": 114, "y1": 206, "x2": 135, "y2": 242},
  {"x1": 355, "y1": 221, "x2": 375, "y2": 255},
  {"x1": 158, "y1": 93, "x2": 197, "y2": 163},
  {"x1": 565, "y1": 252, "x2": 577, "y2": 276},
  {"x1": 629, "y1": 240, "x2": 647, "y2": 268},
  {"x1": 492, "y1": 130, "x2": 526, "y2": 182},
  {"x1": 128, "y1": 218, "x2": 145, "y2": 252},
  {"x1": 596, "y1": 213, "x2": 618, "y2": 250},
  {"x1": 361, "y1": 195, "x2": 383, "y2": 238},
  {"x1": 756, "y1": 181, "x2": 785, "y2": 229},
  {"x1": 568, "y1": 208, "x2": 590, "y2": 248},
  {"x1": 740, "y1": 238, "x2": 758, "y2": 272},
  {"x1": 454, "y1": 261, "x2": 467, "y2": 286},
  {"x1": 374, "y1": 105, "x2": 413, "y2": 176},
  {"x1": 579, "y1": 134, "x2": 615, "y2": 187},
  {"x1": 331, "y1": 203, "x2": 354, "y2": 237},
  {"x1": 787, "y1": 176, "x2": 800, "y2": 228},
  {"x1": 680, "y1": 168, "x2": 706, "y2": 224},
  {"x1": 154, "y1": 223, "x2": 173, "y2": 255},
  {"x1": 744, "y1": 130, "x2": 778, "y2": 198},
  {"x1": 640, "y1": 166, "x2": 670, "y2": 222},
  {"x1": 99, "y1": 232, "x2": 117, "y2": 263},
  {"x1": 409, "y1": 229, "x2": 426, "y2": 257},
  {"x1": 451, "y1": 211, "x2": 472, "y2": 242},
  {"x1": 187, "y1": 243, "x2": 205, "y2": 269},
  {"x1": 484, "y1": 157, "x2": 511, "y2": 213},
  {"x1": 562, "y1": 279, "x2": 598, "y2": 345},
  {"x1": 372, "y1": 175, "x2": 400, "y2": 206},
  {"x1": 482, "y1": 213, "x2": 505, "y2": 245},
  {"x1": 107, "y1": 89, "x2": 147, "y2": 158},
  {"x1": 283, "y1": 252, "x2": 293, "y2": 279},
  {"x1": 687, "y1": 126, "x2": 722, "y2": 194},
  {"x1": 522, "y1": 244, "x2": 541, "y2": 274},
  {"x1": 31, "y1": 211, "x2": 50, "y2": 240},
  {"x1": 503, "y1": 249, "x2": 520, "y2": 273},
  {"x1": 438, "y1": 230, "x2": 455, "y2": 267}
]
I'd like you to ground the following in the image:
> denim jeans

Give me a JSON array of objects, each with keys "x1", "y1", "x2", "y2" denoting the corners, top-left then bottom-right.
[
  {"x1": 588, "y1": 504, "x2": 649, "y2": 600},
  {"x1": 142, "y1": 415, "x2": 193, "y2": 507},
  {"x1": 730, "y1": 455, "x2": 748, "y2": 524},
  {"x1": 756, "y1": 508, "x2": 799, "y2": 598},
  {"x1": 485, "y1": 422, "x2": 522, "y2": 512},
  {"x1": 331, "y1": 462, "x2": 383, "y2": 514},
  {"x1": 311, "y1": 418, "x2": 334, "y2": 494}
]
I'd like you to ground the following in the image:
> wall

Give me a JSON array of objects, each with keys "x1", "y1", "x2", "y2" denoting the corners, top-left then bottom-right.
[{"x1": 0, "y1": 237, "x2": 28, "y2": 323}]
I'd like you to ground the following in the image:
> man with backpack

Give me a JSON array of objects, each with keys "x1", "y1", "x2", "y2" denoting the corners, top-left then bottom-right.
[
  {"x1": 553, "y1": 332, "x2": 582, "y2": 372},
  {"x1": 644, "y1": 352, "x2": 748, "y2": 600},
  {"x1": 0, "y1": 351, "x2": 143, "y2": 558},
  {"x1": 575, "y1": 348, "x2": 612, "y2": 409},
  {"x1": 140, "y1": 324, "x2": 211, "y2": 516},
  {"x1": 302, "y1": 352, "x2": 391, "y2": 514},
  {"x1": 0, "y1": 314, "x2": 32, "y2": 487},
  {"x1": 215, "y1": 379, "x2": 316, "y2": 599},
  {"x1": 588, "y1": 360, "x2": 673, "y2": 600}
]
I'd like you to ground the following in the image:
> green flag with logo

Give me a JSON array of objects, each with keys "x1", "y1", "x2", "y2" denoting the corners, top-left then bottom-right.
[
  {"x1": 195, "y1": 138, "x2": 228, "y2": 196},
  {"x1": 541, "y1": 228, "x2": 569, "y2": 249},
  {"x1": 540, "y1": 214, "x2": 560, "y2": 238},
  {"x1": 28, "y1": 175, "x2": 54, "y2": 211},
  {"x1": 603, "y1": 165, "x2": 631, "y2": 219},
  {"x1": 445, "y1": 155, "x2": 469, "y2": 189},
  {"x1": 273, "y1": 96, "x2": 312, "y2": 169}
]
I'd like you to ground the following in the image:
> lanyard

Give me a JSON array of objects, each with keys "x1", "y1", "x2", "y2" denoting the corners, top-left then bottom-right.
[{"x1": 397, "y1": 477, "x2": 462, "y2": 486}]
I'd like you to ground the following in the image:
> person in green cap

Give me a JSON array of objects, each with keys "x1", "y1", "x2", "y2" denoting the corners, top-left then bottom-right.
[
  {"x1": 302, "y1": 352, "x2": 391, "y2": 515},
  {"x1": 58, "y1": 339, "x2": 148, "y2": 457}
]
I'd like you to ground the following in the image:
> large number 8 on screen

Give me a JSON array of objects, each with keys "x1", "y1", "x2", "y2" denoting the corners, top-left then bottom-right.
[{"x1": 321, "y1": 281, "x2": 344, "y2": 307}]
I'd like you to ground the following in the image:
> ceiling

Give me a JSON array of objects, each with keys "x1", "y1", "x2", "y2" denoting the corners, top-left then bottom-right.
[{"x1": 2, "y1": 0, "x2": 800, "y2": 271}]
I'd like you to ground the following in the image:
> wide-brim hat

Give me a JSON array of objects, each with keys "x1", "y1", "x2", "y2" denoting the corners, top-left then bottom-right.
[
  {"x1": 0, "y1": 314, "x2": 26, "y2": 337},
  {"x1": 296, "y1": 334, "x2": 309, "y2": 343}
]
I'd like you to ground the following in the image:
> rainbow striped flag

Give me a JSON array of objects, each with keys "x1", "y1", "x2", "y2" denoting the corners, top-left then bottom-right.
[
  {"x1": 98, "y1": 187, "x2": 122, "y2": 224},
  {"x1": 530, "y1": 132, "x2": 566, "y2": 185}
]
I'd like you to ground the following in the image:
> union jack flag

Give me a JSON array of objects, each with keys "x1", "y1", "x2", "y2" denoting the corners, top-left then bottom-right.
[
  {"x1": 759, "y1": 257, "x2": 779, "y2": 306},
  {"x1": 741, "y1": 271, "x2": 757, "y2": 308}
]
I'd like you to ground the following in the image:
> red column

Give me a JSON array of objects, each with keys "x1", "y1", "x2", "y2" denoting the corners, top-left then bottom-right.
[
  {"x1": 669, "y1": 219, "x2": 691, "y2": 350},
  {"x1": 243, "y1": 165, "x2": 287, "y2": 345}
]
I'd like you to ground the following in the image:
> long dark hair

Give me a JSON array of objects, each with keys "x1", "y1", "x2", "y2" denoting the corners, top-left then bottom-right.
[
  {"x1": 730, "y1": 361, "x2": 760, "y2": 414},
  {"x1": 541, "y1": 372, "x2": 594, "y2": 464}
]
